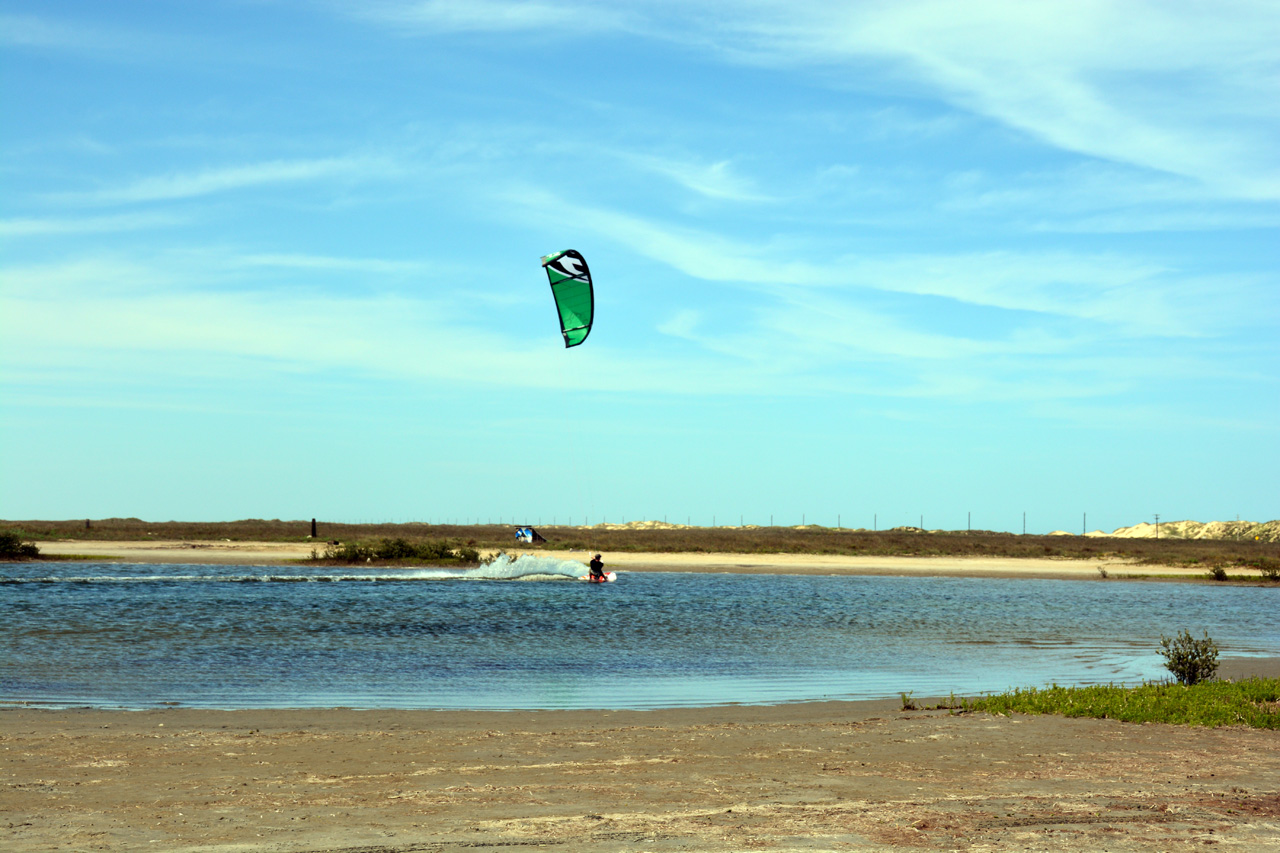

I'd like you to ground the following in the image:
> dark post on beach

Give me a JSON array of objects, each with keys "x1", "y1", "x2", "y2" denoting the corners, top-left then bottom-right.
[{"x1": 311, "y1": 518, "x2": 317, "y2": 538}]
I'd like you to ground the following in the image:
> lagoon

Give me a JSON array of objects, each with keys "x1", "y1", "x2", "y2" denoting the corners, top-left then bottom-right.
[{"x1": 3, "y1": 559, "x2": 1277, "y2": 710}]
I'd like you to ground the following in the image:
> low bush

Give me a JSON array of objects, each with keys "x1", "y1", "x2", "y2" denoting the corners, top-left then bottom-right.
[
  {"x1": 0, "y1": 530, "x2": 40, "y2": 560},
  {"x1": 314, "y1": 537, "x2": 479, "y2": 566},
  {"x1": 1159, "y1": 630, "x2": 1220, "y2": 685},
  {"x1": 1248, "y1": 557, "x2": 1280, "y2": 580}
]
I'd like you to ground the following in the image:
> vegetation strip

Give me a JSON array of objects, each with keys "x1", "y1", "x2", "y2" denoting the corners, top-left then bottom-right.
[{"x1": 913, "y1": 679, "x2": 1280, "y2": 729}]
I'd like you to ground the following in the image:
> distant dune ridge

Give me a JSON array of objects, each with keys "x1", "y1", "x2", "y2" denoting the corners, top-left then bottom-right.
[
  {"x1": 1088, "y1": 519, "x2": 1279, "y2": 542},
  {"x1": 588, "y1": 519, "x2": 1280, "y2": 542},
  {"x1": 1042, "y1": 519, "x2": 1278, "y2": 542}
]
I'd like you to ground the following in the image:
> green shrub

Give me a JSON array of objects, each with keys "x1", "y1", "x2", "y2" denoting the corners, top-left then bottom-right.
[
  {"x1": 0, "y1": 530, "x2": 40, "y2": 559},
  {"x1": 1254, "y1": 558, "x2": 1280, "y2": 581},
  {"x1": 413, "y1": 539, "x2": 456, "y2": 560},
  {"x1": 324, "y1": 541, "x2": 372, "y2": 561},
  {"x1": 373, "y1": 538, "x2": 418, "y2": 560},
  {"x1": 1209, "y1": 566, "x2": 1228, "y2": 581},
  {"x1": 1159, "y1": 630, "x2": 1220, "y2": 685},
  {"x1": 316, "y1": 537, "x2": 478, "y2": 565}
]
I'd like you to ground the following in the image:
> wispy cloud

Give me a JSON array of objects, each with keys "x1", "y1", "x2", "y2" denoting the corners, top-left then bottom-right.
[
  {"x1": 231, "y1": 253, "x2": 428, "y2": 276},
  {"x1": 50, "y1": 157, "x2": 396, "y2": 205},
  {"x1": 0, "y1": 11, "x2": 210, "y2": 66},
  {"x1": 0, "y1": 12, "x2": 141, "y2": 54},
  {"x1": 625, "y1": 154, "x2": 775, "y2": 203},
  {"x1": 346, "y1": 0, "x2": 630, "y2": 34},
  {"x1": 0, "y1": 212, "x2": 187, "y2": 237},
  {"x1": 3, "y1": 238, "x2": 1271, "y2": 420},
  {"x1": 508, "y1": 188, "x2": 1267, "y2": 339},
  {"x1": 0, "y1": 256, "x2": 761, "y2": 398},
  {"x1": 353, "y1": 2, "x2": 1280, "y2": 201},
  {"x1": 715, "y1": 1, "x2": 1280, "y2": 200}
]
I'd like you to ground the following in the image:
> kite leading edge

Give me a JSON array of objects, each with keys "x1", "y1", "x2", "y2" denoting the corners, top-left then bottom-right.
[{"x1": 541, "y1": 249, "x2": 594, "y2": 348}]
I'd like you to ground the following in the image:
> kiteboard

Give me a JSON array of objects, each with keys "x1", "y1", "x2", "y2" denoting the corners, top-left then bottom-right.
[{"x1": 578, "y1": 571, "x2": 617, "y2": 583}]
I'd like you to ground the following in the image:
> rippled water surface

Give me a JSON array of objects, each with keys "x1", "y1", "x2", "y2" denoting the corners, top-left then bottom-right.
[{"x1": 3, "y1": 559, "x2": 1277, "y2": 709}]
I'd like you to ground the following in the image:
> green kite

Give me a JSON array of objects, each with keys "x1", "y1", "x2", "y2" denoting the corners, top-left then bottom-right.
[{"x1": 540, "y1": 249, "x2": 594, "y2": 348}]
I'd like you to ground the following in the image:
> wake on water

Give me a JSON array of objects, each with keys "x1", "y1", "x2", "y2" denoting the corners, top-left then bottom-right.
[
  {"x1": 433, "y1": 553, "x2": 590, "y2": 581},
  {"x1": 1, "y1": 554, "x2": 595, "y2": 584}
]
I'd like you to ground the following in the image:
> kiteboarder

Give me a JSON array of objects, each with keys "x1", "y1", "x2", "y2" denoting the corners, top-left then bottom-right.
[{"x1": 588, "y1": 553, "x2": 605, "y2": 582}]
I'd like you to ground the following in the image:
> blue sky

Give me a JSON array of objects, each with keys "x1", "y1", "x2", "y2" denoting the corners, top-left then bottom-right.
[{"x1": 2, "y1": 0, "x2": 1277, "y2": 533}]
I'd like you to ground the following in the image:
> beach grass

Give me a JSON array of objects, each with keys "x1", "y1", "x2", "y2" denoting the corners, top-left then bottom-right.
[{"x1": 948, "y1": 678, "x2": 1280, "y2": 729}]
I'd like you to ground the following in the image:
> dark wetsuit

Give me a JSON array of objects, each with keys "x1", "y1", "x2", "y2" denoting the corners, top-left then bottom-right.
[{"x1": 588, "y1": 557, "x2": 605, "y2": 581}]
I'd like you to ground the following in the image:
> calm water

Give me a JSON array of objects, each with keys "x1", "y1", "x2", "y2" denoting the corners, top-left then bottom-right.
[{"x1": 3, "y1": 557, "x2": 1278, "y2": 710}]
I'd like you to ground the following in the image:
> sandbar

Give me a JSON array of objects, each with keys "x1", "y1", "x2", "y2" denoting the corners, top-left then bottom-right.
[{"x1": 31, "y1": 539, "x2": 1263, "y2": 579}]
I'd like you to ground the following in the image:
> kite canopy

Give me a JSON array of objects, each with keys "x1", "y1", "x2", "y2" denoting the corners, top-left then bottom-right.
[{"x1": 540, "y1": 249, "x2": 593, "y2": 348}]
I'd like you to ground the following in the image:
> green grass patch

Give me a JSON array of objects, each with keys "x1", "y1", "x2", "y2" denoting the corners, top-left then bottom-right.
[{"x1": 953, "y1": 678, "x2": 1280, "y2": 728}]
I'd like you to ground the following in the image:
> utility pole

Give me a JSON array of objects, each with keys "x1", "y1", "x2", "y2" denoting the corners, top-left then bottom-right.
[{"x1": 1155, "y1": 514, "x2": 1160, "y2": 540}]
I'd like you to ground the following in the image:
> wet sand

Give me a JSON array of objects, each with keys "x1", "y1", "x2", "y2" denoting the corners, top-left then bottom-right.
[{"x1": 31, "y1": 539, "x2": 1263, "y2": 579}]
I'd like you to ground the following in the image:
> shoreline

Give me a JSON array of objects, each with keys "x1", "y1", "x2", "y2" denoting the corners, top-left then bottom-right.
[
  {"x1": 5, "y1": 655, "x2": 1279, "y2": 714},
  {"x1": 7, "y1": 651, "x2": 1280, "y2": 715},
  {"x1": 29, "y1": 538, "x2": 1265, "y2": 580}
]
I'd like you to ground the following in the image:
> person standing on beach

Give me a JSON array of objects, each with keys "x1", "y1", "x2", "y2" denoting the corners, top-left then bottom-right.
[{"x1": 588, "y1": 553, "x2": 605, "y2": 582}]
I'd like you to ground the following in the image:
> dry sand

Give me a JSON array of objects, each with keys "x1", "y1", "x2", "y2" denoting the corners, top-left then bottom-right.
[
  {"x1": 31, "y1": 539, "x2": 1266, "y2": 580},
  {"x1": 10, "y1": 541, "x2": 1278, "y2": 851}
]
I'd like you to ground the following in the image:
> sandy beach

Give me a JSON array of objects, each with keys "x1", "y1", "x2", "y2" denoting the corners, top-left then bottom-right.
[
  {"x1": 30, "y1": 539, "x2": 1264, "y2": 580},
  {"x1": 8, "y1": 541, "x2": 1278, "y2": 851},
  {"x1": 4, "y1": 672, "x2": 1279, "y2": 853}
]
